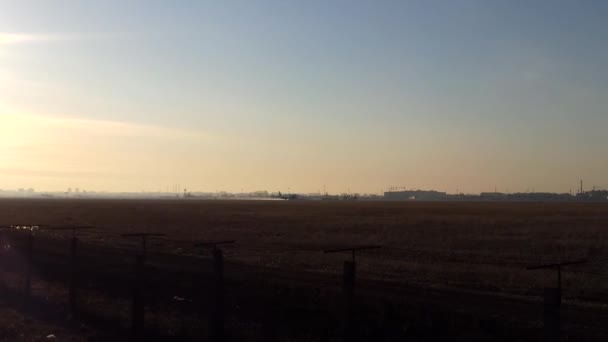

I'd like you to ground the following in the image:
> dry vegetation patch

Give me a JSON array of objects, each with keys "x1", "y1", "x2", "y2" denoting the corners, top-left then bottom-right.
[{"x1": 0, "y1": 199, "x2": 607, "y2": 299}]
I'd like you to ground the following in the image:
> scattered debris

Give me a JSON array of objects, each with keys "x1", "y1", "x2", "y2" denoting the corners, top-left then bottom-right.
[{"x1": 173, "y1": 296, "x2": 191, "y2": 302}]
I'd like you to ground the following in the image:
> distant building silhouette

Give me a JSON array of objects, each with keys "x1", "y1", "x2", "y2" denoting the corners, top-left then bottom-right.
[{"x1": 384, "y1": 190, "x2": 447, "y2": 201}]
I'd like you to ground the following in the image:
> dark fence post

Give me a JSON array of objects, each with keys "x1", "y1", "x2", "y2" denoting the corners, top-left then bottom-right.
[
  {"x1": 24, "y1": 232, "x2": 33, "y2": 300},
  {"x1": 526, "y1": 259, "x2": 587, "y2": 342},
  {"x1": 0, "y1": 230, "x2": 6, "y2": 271},
  {"x1": 132, "y1": 253, "x2": 145, "y2": 339},
  {"x1": 46, "y1": 225, "x2": 94, "y2": 315},
  {"x1": 211, "y1": 248, "x2": 225, "y2": 342},
  {"x1": 194, "y1": 240, "x2": 235, "y2": 342},
  {"x1": 343, "y1": 260, "x2": 356, "y2": 342},
  {"x1": 323, "y1": 245, "x2": 381, "y2": 342},
  {"x1": 121, "y1": 232, "x2": 166, "y2": 341},
  {"x1": 544, "y1": 287, "x2": 560, "y2": 342},
  {"x1": 69, "y1": 236, "x2": 78, "y2": 314}
]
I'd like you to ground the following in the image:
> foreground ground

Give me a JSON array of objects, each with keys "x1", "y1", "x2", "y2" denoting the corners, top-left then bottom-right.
[
  {"x1": 0, "y1": 199, "x2": 607, "y2": 340},
  {"x1": 2, "y1": 199, "x2": 607, "y2": 295}
]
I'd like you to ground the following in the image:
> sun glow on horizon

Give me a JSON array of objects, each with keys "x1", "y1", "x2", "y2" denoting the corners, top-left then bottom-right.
[
  {"x1": 0, "y1": 2, "x2": 607, "y2": 194},
  {"x1": 0, "y1": 107, "x2": 216, "y2": 191}
]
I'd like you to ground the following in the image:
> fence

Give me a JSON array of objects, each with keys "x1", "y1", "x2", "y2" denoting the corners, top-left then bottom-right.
[{"x1": 0, "y1": 224, "x2": 606, "y2": 341}]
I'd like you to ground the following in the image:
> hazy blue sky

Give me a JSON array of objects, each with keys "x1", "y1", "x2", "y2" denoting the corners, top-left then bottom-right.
[{"x1": 1, "y1": 1, "x2": 607, "y2": 193}]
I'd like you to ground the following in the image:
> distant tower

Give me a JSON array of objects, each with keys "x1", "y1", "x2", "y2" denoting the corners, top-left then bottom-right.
[{"x1": 580, "y1": 179, "x2": 584, "y2": 195}]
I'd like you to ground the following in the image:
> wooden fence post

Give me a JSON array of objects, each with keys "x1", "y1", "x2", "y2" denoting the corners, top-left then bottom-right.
[
  {"x1": 194, "y1": 240, "x2": 235, "y2": 342},
  {"x1": 121, "y1": 232, "x2": 166, "y2": 341},
  {"x1": 24, "y1": 232, "x2": 33, "y2": 300},
  {"x1": 46, "y1": 225, "x2": 94, "y2": 315},
  {"x1": 544, "y1": 287, "x2": 560, "y2": 342},
  {"x1": 323, "y1": 245, "x2": 381, "y2": 342},
  {"x1": 211, "y1": 248, "x2": 225, "y2": 342},
  {"x1": 132, "y1": 253, "x2": 145, "y2": 339},
  {"x1": 342, "y1": 260, "x2": 356, "y2": 341},
  {"x1": 69, "y1": 236, "x2": 78, "y2": 314},
  {"x1": 526, "y1": 259, "x2": 587, "y2": 342}
]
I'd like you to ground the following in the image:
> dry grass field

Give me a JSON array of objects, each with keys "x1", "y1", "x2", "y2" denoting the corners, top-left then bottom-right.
[
  {"x1": 1, "y1": 198, "x2": 607, "y2": 340},
  {"x1": 1, "y1": 199, "x2": 607, "y2": 298}
]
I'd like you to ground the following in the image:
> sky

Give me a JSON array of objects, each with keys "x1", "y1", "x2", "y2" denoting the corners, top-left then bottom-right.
[{"x1": 0, "y1": 0, "x2": 607, "y2": 194}]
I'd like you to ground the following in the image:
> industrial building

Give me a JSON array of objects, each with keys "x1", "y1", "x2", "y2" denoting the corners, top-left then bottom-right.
[{"x1": 384, "y1": 190, "x2": 448, "y2": 201}]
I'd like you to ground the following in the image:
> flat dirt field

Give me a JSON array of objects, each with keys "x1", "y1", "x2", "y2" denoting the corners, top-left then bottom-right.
[
  {"x1": 1, "y1": 199, "x2": 607, "y2": 297},
  {"x1": 1, "y1": 199, "x2": 608, "y2": 341}
]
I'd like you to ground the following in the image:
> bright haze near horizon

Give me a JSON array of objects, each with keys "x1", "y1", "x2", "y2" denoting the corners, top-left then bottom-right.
[{"x1": 1, "y1": 1, "x2": 607, "y2": 194}]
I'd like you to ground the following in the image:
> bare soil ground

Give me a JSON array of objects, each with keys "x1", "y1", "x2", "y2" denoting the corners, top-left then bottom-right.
[{"x1": 0, "y1": 303, "x2": 87, "y2": 342}]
